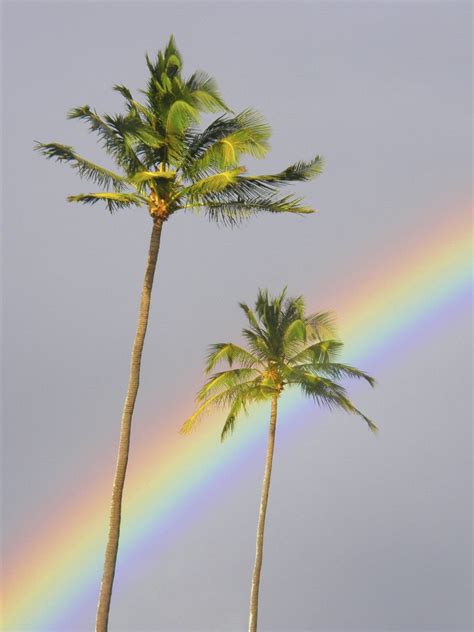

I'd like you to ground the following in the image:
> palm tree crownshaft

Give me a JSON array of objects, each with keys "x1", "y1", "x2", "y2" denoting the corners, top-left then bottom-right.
[
  {"x1": 95, "y1": 218, "x2": 164, "y2": 632},
  {"x1": 249, "y1": 394, "x2": 279, "y2": 632}
]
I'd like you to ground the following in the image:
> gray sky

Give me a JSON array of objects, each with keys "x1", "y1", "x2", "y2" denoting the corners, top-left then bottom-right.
[{"x1": 2, "y1": 1, "x2": 472, "y2": 631}]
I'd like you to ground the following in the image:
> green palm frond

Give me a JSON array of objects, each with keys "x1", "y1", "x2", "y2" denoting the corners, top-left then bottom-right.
[
  {"x1": 67, "y1": 106, "x2": 131, "y2": 166},
  {"x1": 298, "y1": 362, "x2": 376, "y2": 387},
  {"x1": 197, "y1": 368, "x2": 260, "y2": 401},
  {"x1": 180, "y1": 392, "x2": 224, "y2": 434},
  {"x1": 113, "y1": 84, "x2": 133, "y2": 101},
  {"x1": 181, "y1": 116, "x2": 243, "y2": 169},
  {"x1": 187, "y1": 195, "x2": 315, "y2": 226},
  {"x1": 69, "y1": 109, "x2": 146, "y2": 174},
  {"x1": 189, "y1": 109, "x2": 270, "y2": 173},
  {"x1": 288, "y1": 339, "x2": 343, "y2": 365},
  {"x1": 67, "y1": 192, "x2": 146, "y2": 213},
  {"x1": 289, "y1": 369, "x2": 377, "y2": 432},
  {"x1": 305, "y1": 311, "x2": 338, "y2": 341},
  {"x1": 220, "y1": 397, "x2": 247, "y2": 441},
  {"x1": 164, "y1": 34, "x2": 182, "y2": 70},
  {"x1": 290, "y1": 369, "x2": 349, "y2": 402},
  {"x1": 114, "y1": 90, "x2": 155, "y2": 126},
  {"x1": 186, "y1": 70, "x2": 229, "y2": 112},
  {"x1": 181, "y1": 380, "x2": 271, "y2": 435},
  {"x1": 206, "y1": 343, "x2": 259, "y2": 371},
  {"x1": 34, "y1": 142, "x2": 127, "y2": 191},
  {"x1": 245, "y1": 155, "x2": 325, "y2": 185},
  {"x1": 103, "y1": 113, "x2": 163, "y2": 150},
  {"x1": 283, "y1": 319, "x2": 307, "y2": 346},
  {"x1": 166, "y1": 99, "x2": 200, "y2": 136},
  {"x1": 183, "y1": 167, "x2": 246, "y2": 198},
  {"x1": 241, "y1": 328, "x2": 271, "y2": 361},
  {"x1": 130, "y1": 170, "x2": 176, "y2": 185},
  {"x1": 190, "y1": 88, "x2": 229, "y2": 114}
]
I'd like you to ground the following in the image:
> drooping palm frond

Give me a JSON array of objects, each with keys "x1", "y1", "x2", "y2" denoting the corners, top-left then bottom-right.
[
  {"x1": 166, "y1": 99, "x2": 201, "y2": 136},
  {"x1": 182, "y1": 109, "x2": 271, "y2": 177},
  {"x1": 130, "y1": 169, "x2": 176, "y2": 186},
  {"x1": 288, "y1": 339, "x2": 343, "y2": 365},
  {"x1": 67, "y1": 192, "x2": 147, "y2": 213},
  {"x1": 185, "y1": 70, "x2": 229, "y2": 113},
  {"x1": 114, "y1": 85, "x2": 156, "y2": 125},
  {"x1": 305, "y1": 311, "x2": 338, "y2": 341},
  {"x1": 67, "y1": 106, "x2": 132, "y2": 167},
  {"x1": 181, "y1": 379, "x2": 272, "y2": 435},
  {"x1": 182, "y1": 167, "x2": 247, "y2": 198},
  {"x1": 34, "y1": 142, "x2": 127, "y2": 191},
  {"x1": 192, "y1": 194, "x2": 315, "y2": 226},
  {"x1": 197, "y1": 368, "x2": 261, "y2": 401},
  {"x1": 244, "y1": 155, "x2": 325, "y2": 185},
  {"x1": 206, "y1": 343, "x2": 259, "y2": 371},
  {"x1": 287, "y1": 368, "x2": 377, "y2": 431},
  {"x1": 297, "y1": 362, "x2": 376, "y2": 387},
  {"x1": 180, "y1": 115, "x2": 246, "y2": 171},
  {"x1": 220, "y1": 396, "x2": 247, "y2": 441}
]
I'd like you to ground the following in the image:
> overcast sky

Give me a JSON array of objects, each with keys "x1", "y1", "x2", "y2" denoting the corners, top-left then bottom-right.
[{"x1": 2, "y1": 1, "x2": 472, "y2": 631}]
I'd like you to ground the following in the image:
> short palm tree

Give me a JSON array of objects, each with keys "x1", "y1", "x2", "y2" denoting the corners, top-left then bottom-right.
[
  {"x1": 35, "y1": 37, "x2": 325, "y2": 631},
  {"x1": 181, "y1": 289, "x2": 376, "y2": 632}
]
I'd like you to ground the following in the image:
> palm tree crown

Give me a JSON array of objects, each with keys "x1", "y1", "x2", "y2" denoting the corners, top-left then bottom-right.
[
  {"x1": 182, "y1": 289, "x2": 377, "y2": 440},
  {"x1": 35, "y1": 35, "x2": 324, "y2": 225}
]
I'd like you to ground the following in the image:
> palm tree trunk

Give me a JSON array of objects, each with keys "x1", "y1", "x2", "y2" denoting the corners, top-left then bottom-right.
[
  {"x1": 96, "y1": 218, "x2": 164, "y2": 632},
  {"x1": 248, "y1": 394, "x2": 279, "y2": 632}
]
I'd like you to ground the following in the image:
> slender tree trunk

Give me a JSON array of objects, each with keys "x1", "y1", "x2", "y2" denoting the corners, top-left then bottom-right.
[
  {"x1": 96, "y1": 218, "x2": 164, "y2": 632},
  {"x1": 248, "y1": 394, "x2": 279, "y2": 632}
]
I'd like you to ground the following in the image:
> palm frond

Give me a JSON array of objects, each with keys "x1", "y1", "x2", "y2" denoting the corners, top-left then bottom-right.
[
  {"x1": 67, "y1": 106, "x2": 131, "y2": 166},
  {"x1": 164, "y1": 34, "x2": 182, "y2": 71},
  {"x1": 186, "y1": 71, "x2": 230, "y2": 112},
  {"x1": 305, "y1": 311, "x2": 338, "y2": 341},
  {"x1": 289, "y1": 339, "x2": 343, "y2": 365},
  {"x1": 289, "y1": 369, "x2": 377, "y2": 432},
  {"x1": 283, "y1": 319, "x2": 307, "y2": 347},
  {"x1": 67, "y1": 192, "x2": 146, "y2": 213},
  {"x1": 311, "y1": 363, "x2": 375, "y2": 387},
  {"x1": 130, "y1": 169, "x2": 176, "y2": 185},
  {"x1": 183, "y1": 167, "x2": 246, "y2": 198},
  {"x1": 197, "y1": 368, "x2": 260, "y2": 401},
  {"x1": 113, "y1": 84, "x2": 133, "y2": 101},
  {"x1": 239, "y1": 302, "x2": 262, "y2": 332},
  {"x1": 205, "y1": 343, "x2": 260, "y2": 372},
  {"x1": 191, "y1": 110, "x2": 271, "y2": 174},
  {"x1": 192, "y1": 194, "x2": 315, "y2": 226},
  {"x1": 180, "y1": 380, "x2": 271, "y2": 435},
  {"x1": 180, "y1": 392, "x2": 224, "y2": 434},
  {"x1": 166, "y1": 99, "x2": 200, "y2": 136},
  {"x1": 34, "y1": 142, "x2": 128, "y2": 191},
  {"x1": 241, "y1": 328, "x2": 271, "y2": 362},
  {"x1": 181, "y1": 116, "x2": 241, "y2": 169},
  {"x1": 104, "y1": 112, "x2": 164, "y2": 149},
  {"x1": 220, "y1": 397, "x2": 247, "y2": 442},
  {"x1": 113, "y1": 85, "x2": 156, "y2": 125},
  {"x1": 245, "y1": 155, "x2": 325, "y2": 185}
]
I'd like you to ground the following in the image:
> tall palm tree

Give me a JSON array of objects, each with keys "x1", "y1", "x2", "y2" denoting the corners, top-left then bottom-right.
[
  {"x1": 181, "y1": 289, "x2": 376, "y2": 632},
  {"x1": 35, "y1": 37, "x2": 325, "y2": 631}
]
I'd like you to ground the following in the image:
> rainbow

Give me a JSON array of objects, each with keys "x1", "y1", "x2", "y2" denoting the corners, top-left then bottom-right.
[{"x1": 2, "y1": 203, "x2": 471, "y2": 630}]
